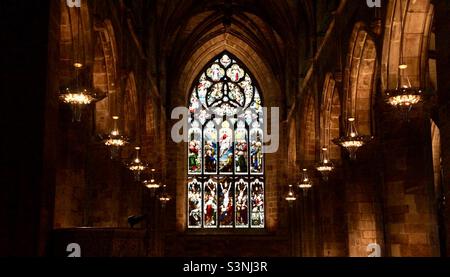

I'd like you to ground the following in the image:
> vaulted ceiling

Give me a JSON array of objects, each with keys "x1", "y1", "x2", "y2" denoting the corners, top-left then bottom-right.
[{"x1": 149, "y1": 0, "x2": 316, "y2": 102}]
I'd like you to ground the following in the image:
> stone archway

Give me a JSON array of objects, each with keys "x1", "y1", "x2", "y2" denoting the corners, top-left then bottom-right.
[
  {"x1": 321, "y1": 73, "x2": 341, "y2": 160},
  {"x1": 124, "y1": 72, "x2": 139, "y2": 138},
  {"x1": 93, "y1": 19, "x2": 118, "y2": 133},
  {"x1": 343, "y1": 22, "x2": 377, "y2": 135},
  {"x1": 171, "y1": 33, "x2": 283, "y2": 234}
]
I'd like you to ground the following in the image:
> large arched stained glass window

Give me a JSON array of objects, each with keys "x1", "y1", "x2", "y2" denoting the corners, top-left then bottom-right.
[{"x1": 187, "y1": 52, "x2": 265, "y2": 229}]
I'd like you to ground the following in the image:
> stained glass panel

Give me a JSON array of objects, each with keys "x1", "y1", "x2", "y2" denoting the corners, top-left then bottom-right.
[
  {"x1": 235, "y1": 179, "x2": 249, "y2": 227},
  {"x1": 227, "y1": 64, "x2": 245, "y2": 82},
  {"x1": 220, "y1": 54, "x2": 232, "y2": 68},
  {"x1": 206, "y1": 64, "x2": 225, "y2": 81},
  {"x1": 204, "y1": 179, "x2": 218, "y2": 228},
  {"x1": 188, "y1": 120, "x2": 202, "y2": 174},
  {"x1": 219, "y1": 177, "x2": 234, "y2": 228},
  {"x1": 250, "y1": 179, "x2": 264, "y2": 228},
  {"x1": 235, "y1": 121, "x2": 248, "y2": 174},
  {"x1": 188, "y1": 179, "x2": 202, "y2": 228},
  {"x1": 187, "y1": 52, "x2": 265, "y2": 229},
  {"x1": 204, "y1": 121, "x2": 218, "y2": 174},
  {"x1": 250, "y1": 122, "x2": 263, "y2": 174},
  {"x1": 219, "y1": 121, "x2": 234, "y2": 173}
]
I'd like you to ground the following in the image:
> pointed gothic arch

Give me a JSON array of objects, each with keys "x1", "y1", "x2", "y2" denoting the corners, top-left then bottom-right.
[
  {"x1": 343, "y1": 22, "x2": 377, "y2": 135},
  {"x1": 186, "y1": 52, "x2": 265, "y2": 229}
]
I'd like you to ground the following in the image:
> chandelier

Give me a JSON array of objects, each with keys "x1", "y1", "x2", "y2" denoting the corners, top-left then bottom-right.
[
  {"x1": 103, "y1": 116, "x2": 129, "y2": 159},
  {"x1": 385, "y1": 65, "x2": 423, "y2": 110},
  {"x1": 143, "y1": 168, "x2": 161, "y2": 196},
  {"x1": 333, "y1": 117, "x2": 372, "y2": 160},
  {"x1": 59, "y1": 65, "x2": 105, "y2": 123},
  {"x1": 298, "y1": 168, "x2": 312, "y2": 191},
  {"x1": 285, "y1": 184, "x2": 297, "y2": 206},
  {"x1": 159, "y1": 184, "x2": 171, "y2": 208},
  {"x1": 126, "y1": 146, "x2": 148, "y2": 181},
  {"x1": 316, "y1": 147, "x2": 334, "y2": 181}
]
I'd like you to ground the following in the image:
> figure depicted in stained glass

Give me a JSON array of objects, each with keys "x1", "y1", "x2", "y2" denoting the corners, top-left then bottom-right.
[
  {"x1": 235, "y1": 121, "x2": 248, "y2": 173},
  {"x1": 188, "y1": 180, "x2": 202, "y2": 227},
  {"x1": 227, "y1": 64, "x2": 245, "y2": 82},
  {"x1": 204, "y1": 180, "x2": 218, "y2": 227},
  {"x1": 219, "y1": 181, "x2": 234, "y2": 227},
  {"x1": 204, "y1": 122, "x2": 217, "y2": 173},
  {"x1": 207, "y1": 64, "x2": 225, "y2": 81},
  {"x1": 250, "y1": 125, "x2": 263, "y2": 174},
  {"x1": 251, "y1": 180, "x2": 264, "y2": 228},
  {"x1": 188, "y1": 122, "x2": 202, "y2": 174},
  {"x1": 235, "y1": 180, "x2": 248, "y2": 227},
  {"x1": 188, "y1": 52, "x2": 265, "y2": 229},
  {"x1": 219, "y1": 122, "x2": 233, "y2": 173}
]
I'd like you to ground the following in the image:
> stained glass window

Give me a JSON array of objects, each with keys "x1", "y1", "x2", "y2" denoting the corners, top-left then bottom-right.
[{"x1": 187, "y1": 52, "x2": 264, "y2": 229}]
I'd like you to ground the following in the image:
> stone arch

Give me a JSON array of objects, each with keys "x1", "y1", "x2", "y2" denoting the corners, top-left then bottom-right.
[
  {"x1": 176, "y1": 34, "x2": 282, "y2": 109},
  {"x1": 343, "y1": 22, "x2": 377, "y2": 135},
  {"x1": 300, "y1": 91, "x2": 316, "y2": 163},
  {"x1": 382, "y1": 0, "x2": 434, "y2": 90},
  {"x1": 288, "y1": 118, "x2": 297, "y2": 182},
  {"x1": 124, "y1": 72, "x2": 139, "y2": 138},
  {"x1": 321, "y1": 73, "x2": 341, "y2": 160},
  {"x1": 427, "y1": 16, "x2": 437, "y2": 91},
  {"x1": 171, "y1": 34, "x2": 282, "y2": 233},
  {"x1": 93, "y1": 19, "x2": 118, "y2": 133}
]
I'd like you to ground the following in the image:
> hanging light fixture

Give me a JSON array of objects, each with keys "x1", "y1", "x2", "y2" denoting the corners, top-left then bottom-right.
[
  {"x1": 285, "y1": 184, "x2": 297, "y2": 206},
  {"x1": 143, "y1": 168, "x2": 161, "y2": 196},
  {"x1": 126, "y1": 146, "x2": 148, "y2": 181},
  {"x1": 298, "y1": 168, "x2": 312, "y2": 191},
  {"x1": 59, "y1": 6, "x2": 105, "y2": 122},
  {"x1": 333, "y1": 117, "x2": 373, "y2": 160},
  {"x1": 384, "y1": 0, "x2": 424, "y2": 111},
  {"x1": 316, "y1": 147, "x2": 334, "y2": 181},
  {"x1": 159, "y1": 184, "x2": 171, "y2": 208},
  {"x1": 103, "y1": 116, "x2": 129, "y2": 159}
]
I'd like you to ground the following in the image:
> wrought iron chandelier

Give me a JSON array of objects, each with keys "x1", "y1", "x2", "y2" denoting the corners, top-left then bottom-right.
[
  {"x1": 385, "y1": 66, "x2": 424, "y2": 110},
  {"x1": 316, "y1": 147, "x2": 334, "y2": 181},
  {"x1": 143, "y1": 168, "x2": 161, "y2": 195},
  {"x1": 59, "y1": 64, "x2": 105, "y2": 122},
  {"x1": 159, "y1": 184, "x2": 171, "y2": 208},
  {"x1": 333, "y1": 117, "x2": 373, "y2": 160},
  {"x1": 126, "y1": 146, "x2": 148, "y2": 181},
  {"x1": 285, "y1": 184, "x2": 297, "y2": 205},
  {"x1": 103, "y1": 116, "x2": 129, "y2": 159},
  {"x1": 297, "y1": 168, "x2": 312, "y2": 191}
]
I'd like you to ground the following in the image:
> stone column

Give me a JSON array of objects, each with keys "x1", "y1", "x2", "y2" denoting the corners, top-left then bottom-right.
[
  {"x1": 343, "y1": 143, "x2": 385, "y2": 257},
  {"x1": 434, "y1": 0, "x2": 450, "y2": 256},
  {"x1": 379, "y1": 105, "x2": 440, "y2": 256}
]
